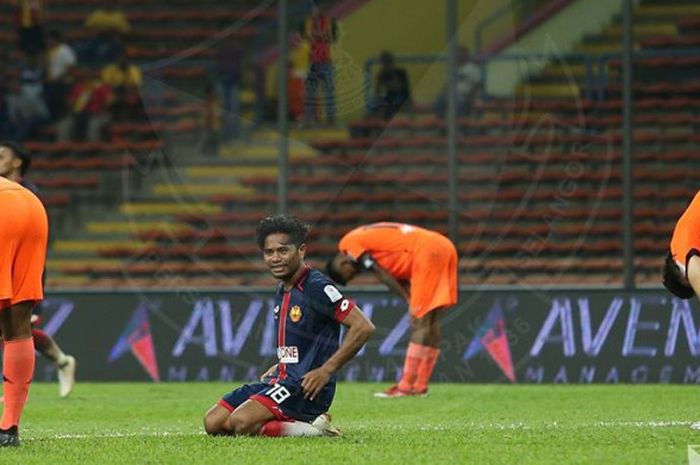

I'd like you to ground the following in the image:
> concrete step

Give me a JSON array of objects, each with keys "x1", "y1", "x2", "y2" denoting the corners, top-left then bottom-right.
[
  {"x1": 151, "y1": 183, "x2": 254, "y2": 197},
  {"x1": 119, "y1": 202, "x2": 222, "y2": 216},
  {"x1": 85, "y1": 221, "x2": 192, "y2": 234},
  {"x1": 52, "y1": 240, "x2": 152, "y2": 253},
  {"x1": 184, "y1": 166, "x2": 277, "y2": 178},
  {"x1": 46, "y1": 258, "x2": 123, "y2": 271}
]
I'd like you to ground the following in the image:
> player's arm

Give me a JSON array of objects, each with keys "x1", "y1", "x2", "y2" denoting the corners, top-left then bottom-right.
[
  {"x1": 371, "y1": 262, "x2": 410, "y2": 302},
  {"x1": 686, "y1": 255, "x2": 700, "y2": 298},
  {"x1": 301, "y1": 307, "x2": 375, "y2": 400}
]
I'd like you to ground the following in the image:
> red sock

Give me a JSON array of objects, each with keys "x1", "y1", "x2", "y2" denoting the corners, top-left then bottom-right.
[
  {"x1": 260, "y1": 421, "x2": 283, "y2": 437},
  {"x1": 413, "y1": 346, "x2": 440, "y2": 393},
  {"x1": 32, "y1": 329, "x2": 51, "y2": 353},
  {"x1": 260, "y1": 420, "x2": 321, "y2": 437},
  {"x1": 397, "y1": 342, "x2": 428, "y2": 392},
  {"x1": 1, "y1": 337, "x2": 35, "y2": 430}
]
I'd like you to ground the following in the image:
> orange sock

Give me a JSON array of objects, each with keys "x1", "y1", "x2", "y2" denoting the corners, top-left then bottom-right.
[
  {"x1": 413, "y1": 346, "x2": 440, "y2": 393},
  {"x1": 1, "y1": 337, "x2": 35, "y2": 430},
  {"x1": 397, "y1": 342, "x2": 428, "y2": 391}
]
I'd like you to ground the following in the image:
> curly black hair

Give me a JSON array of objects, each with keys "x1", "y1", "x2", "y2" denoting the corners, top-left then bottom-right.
[
  {"x1": 662, "y1": 252, "x2": 695, "y2": 299},
  {"x1": 255, "y1": 215, "x2": 310, "y2": 249},
  {"x1": 0, "y1": 141, "x2": 31, "y2": 176},
  {"x1": 325, "y1": 256, "x2": 347, "y2": 285}
]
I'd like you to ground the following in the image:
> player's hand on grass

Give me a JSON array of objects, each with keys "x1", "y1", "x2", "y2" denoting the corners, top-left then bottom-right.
[
  {"x1": 301, "y1": 366, "x2": 332, "y2": 401},
  {"x1": 260, "y1": 364, "x2": 278, "y2": 382}
]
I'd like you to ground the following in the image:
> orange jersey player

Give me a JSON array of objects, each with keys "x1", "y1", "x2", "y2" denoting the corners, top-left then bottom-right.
[
  {"x1": 0, "y1": 141, "x2": 76, "y2": 398},
  {"x1": 326, "y1": 222, "x2": 458, "y2": 397},
  {"x1": 0, "y1": 175, "x2": 49, "y2": 446},
  {"x1": 664, "y1": 190, "x2": 700, "y2": 299}
]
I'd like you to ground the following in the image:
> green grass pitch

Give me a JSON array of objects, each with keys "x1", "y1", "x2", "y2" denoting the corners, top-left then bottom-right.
[{"x1": 6, "y1": 383, "x2": 700, "y2": 464}]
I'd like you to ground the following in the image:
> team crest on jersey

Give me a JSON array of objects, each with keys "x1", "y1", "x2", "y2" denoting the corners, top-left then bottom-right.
[{"x1": 289, "y1": 305, "x2": 302, "y2": 323}]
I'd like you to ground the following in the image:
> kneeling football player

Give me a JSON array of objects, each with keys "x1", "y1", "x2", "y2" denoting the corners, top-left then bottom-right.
[{"x1": 204, "y1": 216, "x2": 374, "y2": 437}]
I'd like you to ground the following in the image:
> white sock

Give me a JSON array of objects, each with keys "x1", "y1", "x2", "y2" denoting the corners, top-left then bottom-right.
[{"x1": 260, "y1": 420, "x2": 321, "y2": 437}]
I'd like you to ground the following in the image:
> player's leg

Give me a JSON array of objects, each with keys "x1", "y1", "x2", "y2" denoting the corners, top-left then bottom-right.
[
  {"x1": 254, "y1": 382, "x2": 339, "y2": 437},
  {"x1": 409, "y1": 237, "x2": 455, "y2": 394},
  {"x1": 205, "y1": 401, "x2": 327, "y2": 437},
  {"x1": 303, "y1": 64, "x2": 320, "y2": 123},
  {"x1": 374, "y1": 315, "x2": 430, "y2": 397},
  {"x1": 204, "y1": 383, "x2": 333, "y2": 437},
  {"x1": 0, "y1": 189, "x2": 48, "y2": 445},
  {"x1": 204, "y1": 383, "x2": 263, "y2": 435},
  {"x1": 32, "y1": 328, "x2": 76, "y2": 397},
  {"x1": 413, "y1": 309, "x2": 444, "y2": 395},
  {"x1": 0, "y1": 301, "x2": 35, "y2": 446}
]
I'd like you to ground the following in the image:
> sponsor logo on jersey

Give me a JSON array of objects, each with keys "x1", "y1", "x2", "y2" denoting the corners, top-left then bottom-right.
[{"x1": 277, "y1": 346, "x2": 299, "y2": 364}]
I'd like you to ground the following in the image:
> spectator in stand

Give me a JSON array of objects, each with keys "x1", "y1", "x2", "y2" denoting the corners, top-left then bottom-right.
[
  {"x1": 76, "y1": 8, "x2": 128, "y2": 66},
  {"x1": 101, "y1": 52, "x2": 142, "y2": 121},
  {"x1": 371, "y1": 51, "x2": 411, "y2": 120},
  {"x1": 5, "y1": 75, "x2": 48, "y2": 141},
  {"x1": 45, "y1": 30, "x2": 77, "y2": 121},
  {"x1": 216, "y1": 37, "x2": 243, "y2": 138},
  {"x1": 84, "y1": 7, "x2": 131, "y2": 35},
  {"x1": 434, "y1": 46, "x2": 481, "y2": 118},
  {"x1": 19, "y1": 52, "x2": 46, "y2": 112},
  {"x1": 57, "y1": 67, "x2": 114, "y2": 142},
  {"x1": 300, "y1": 3, "x2": 337, "y2": 126},
  {"x1": 14, "y1": 0, "x2": 45, "y2": 56},
  {"x1": 201, "y1": 84, "x2": 222, "y2": 157},
  {"x1": 6, "y1": 54, "x2": 49, "y2": 140}
]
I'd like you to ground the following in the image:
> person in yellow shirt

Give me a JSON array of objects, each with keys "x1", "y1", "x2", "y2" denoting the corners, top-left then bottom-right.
[
  {"x1": 84, "y1": 8, "x2": 130, "y2": 35},
  {"x1": 101, "y1": 53, "x2": 142, "y2": 120}
]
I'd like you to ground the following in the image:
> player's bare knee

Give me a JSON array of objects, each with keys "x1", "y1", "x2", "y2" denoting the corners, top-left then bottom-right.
[
  {"x1": 203, "y1": 413, "x2": 224, "y2": 435},
  {"x1": 225, "y1": 415, "x2": 257, "y2": 436},
  {"x1": 203, "y1": 406, "x2": 229, "y2": 435}
]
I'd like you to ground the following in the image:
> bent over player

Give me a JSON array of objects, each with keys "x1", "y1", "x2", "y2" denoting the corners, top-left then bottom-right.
[
  {"x1": 664, "y1": 190, "x2": 700, "y2": 299},
  {"x1": 327, "y1": 222, "x2": 458, "y2": 397},
  {"x1": 0, "y1": 141, "x2": 76, "y2": 397},
  {"x1": 203, "y1": 215, "x2": 374, "y2": 437},
  {"x1": 0, "y1": 175, "x2": 49, "y2": 446}
]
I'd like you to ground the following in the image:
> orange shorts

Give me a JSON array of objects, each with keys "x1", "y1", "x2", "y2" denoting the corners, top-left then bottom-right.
[
  {"x1": 409, "y1": 234, "x2": 458, "y2": 318},
  {"x1": 0, "y1": 186, "x2": 48, "y2": 310}
]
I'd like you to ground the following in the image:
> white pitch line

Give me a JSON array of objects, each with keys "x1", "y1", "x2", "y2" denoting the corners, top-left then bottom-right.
[
  {"x1": 25, "y1": 431, "x2": 205, "y2": 441},
  {"x1": 22, "y1": 420, "x2": 699, "y2": 441}
]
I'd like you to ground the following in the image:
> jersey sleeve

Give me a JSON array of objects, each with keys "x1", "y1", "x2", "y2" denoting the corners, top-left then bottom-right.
[
  {"x1": 339, "y1": 233, "x2": 367, "y2": 260},
  {"x1": 306, "y1": 277, "x2": 355, "y2": 323}
]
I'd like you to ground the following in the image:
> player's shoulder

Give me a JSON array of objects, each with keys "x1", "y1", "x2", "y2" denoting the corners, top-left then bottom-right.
[
  {"x1": 304, "y1": 268, "x2": 337, "y2": 290},
  {"x1": 303, "y1": 268, "x2": 346, "y2": 301},
  {"x1": 20, "y1": 179, "x2": 40, "y2": 196}
]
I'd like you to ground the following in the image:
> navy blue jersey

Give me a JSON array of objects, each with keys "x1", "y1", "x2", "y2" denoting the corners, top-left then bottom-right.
[{"x1": 271, "y1": 266, "x2": 354, "y2": 387}]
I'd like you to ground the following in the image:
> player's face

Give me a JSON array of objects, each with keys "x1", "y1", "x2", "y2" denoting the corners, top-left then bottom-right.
[
  {"x1": 262, "y1": 233, "x2": 306, "y2": 281},
  {"x1": 0, "y1": 147, "x2": 21, "y2": 178},
  {"x1": 334, "y1": 254, "x2": 358, "y2": 283}
]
